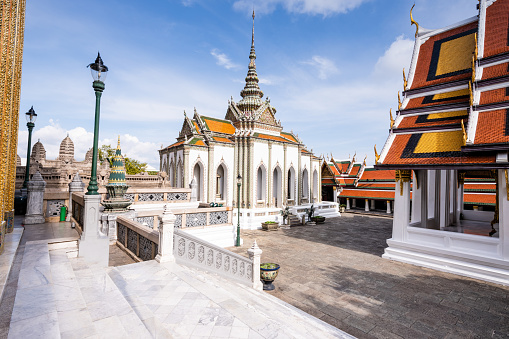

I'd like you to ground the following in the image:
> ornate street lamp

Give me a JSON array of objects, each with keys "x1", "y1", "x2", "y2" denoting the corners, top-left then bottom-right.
[
  {"x1": 86, "y1": 52, "x2": 108, "y2": 195},
  {"x1": 22, "y1": 106, "x2": 37, "y2": 189},
  {"x1": 236, "y1": 174, "x2": 242, "y2": 246}
]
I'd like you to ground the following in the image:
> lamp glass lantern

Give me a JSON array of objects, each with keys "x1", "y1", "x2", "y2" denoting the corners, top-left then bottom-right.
[
  {"x1": 25, "y1": 106, "x2": 37, "y2": 124},
  {"x1": 88, "y1": 52, "x2": 109, "y2": 82}
]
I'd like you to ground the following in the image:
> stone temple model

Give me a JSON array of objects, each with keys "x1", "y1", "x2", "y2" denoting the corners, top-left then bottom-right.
[{"x1": 101, "y1": 137, "x2": 132, "y2": 212}]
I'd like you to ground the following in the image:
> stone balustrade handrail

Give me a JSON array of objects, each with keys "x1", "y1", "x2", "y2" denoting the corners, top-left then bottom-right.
[{"x1": 173, "y1": 228, "x2": 257, "y2": 288}]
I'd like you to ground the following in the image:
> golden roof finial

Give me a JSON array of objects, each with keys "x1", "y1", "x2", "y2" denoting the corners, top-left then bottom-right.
[
  {"x1": 461, "y1": 119, "x2": 467, "y2": 146},
  {"x1": 403, "y1": 68, "x2": 407, "y2": 90},
  {"x1": 472, "y1": 55, "x2": 476, "y2": 83},
  {"x1": 469, "y1": 81, "x2": 473, "y2": 107},
  {"x1": 474, "y1": 33, "x2": 478, "y2": 61},
  {"x1": 363, "y1": 155, "x2": 367, "y2": 166},
  {"x1": 390, "y1": 108, "x2": 395, "y2": 129},
  {"x1": 374, "y1": 145, "x2": 380, "y2": 164},
  {"x1": 398, "y1": 91, "x2": 402, "y2": 110},
  {"x1": 410, "y1": 4, "x2": 419, "y2": 38},
  {"x1": 352, "y1": 152, "x2": 356, "y2": 163},
  {"x1": 117, "y1": 135, "x2": 121, "y2": 150}
]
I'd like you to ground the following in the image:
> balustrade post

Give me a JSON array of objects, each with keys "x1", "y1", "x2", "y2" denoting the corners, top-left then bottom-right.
[
  {"x1": 155, "y1": 204, "x2": 176, "y2": 263},
  {"x1": 247, "y1": 240, "x2": 263, "y2": 291}
]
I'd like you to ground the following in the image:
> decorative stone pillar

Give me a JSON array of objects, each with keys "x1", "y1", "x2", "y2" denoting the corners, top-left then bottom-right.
[
  {"x1": 190, "y1": 178, "x2": 198, "y2": 202},
  {"x1": 346, "y1": 198, "x2": 350, "y2": 210},
  {"x1": 352, "y1": 199, "x2": 356, "y2": 208},
  {"x1": 24, "y1": 172, "x2": 46, "y2": 225},
  {"x1": 370, "y1": 199, "x2": 376, "y2": 210},
  {"x1": 68, "y1": 173, "x2": 85, "y2": 221},
  {"x1": 247, "y1": 240, "x2": 263, "y2": 291},
  {"x1": 392, "y1": 170, "x2": 412, "y2": 241},
  {"x1": 155, "y1": 204, "x2": 176, "y2": 263},
  {"x1": 365, "y1": 199, "x2": 369, "y2": 212},
  {"x1": 78, "y1": 194, "x2": 109, "y2": 266},
  {"x1": 332, "y1": 186, "x2": 337, "y2": 203},
  {"x1": 386, "y1": 201, "x2": 391, "y2": 214}
]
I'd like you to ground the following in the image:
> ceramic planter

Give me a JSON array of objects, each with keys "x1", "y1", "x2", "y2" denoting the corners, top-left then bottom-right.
[
  {"x1": 261, "y1": 222, "x2": 278, "y2": 231},
  {"x1": 313, "y1": 216, "x2": 326, "y2": 224},
  {"x1": 260, "y1": 263, "x2": 280, "y2": 290}
]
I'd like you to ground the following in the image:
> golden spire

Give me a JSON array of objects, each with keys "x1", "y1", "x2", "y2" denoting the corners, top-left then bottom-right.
[
  {"x1": 374, "y1": 145, "x2": 380, "y2": 164},
  {"x1": 410, "y1": 4, "x2": 419, "y2": 38},
  {"x1": 390, "y1": 108, "x2": 395, "y2": 129},
  {"x1": 352, "y1": 152, "x2": 356, "y2": 163},
  {"x1": 461, "y1": 119, "x2": 467, "y2": 145},
  {"x1": 472, "y1": 55, "x2": 476, "y2": 83},
  {"x1": 117, "y1": 135, "x2": 121, "y2": 150},
  {"x1": 469, "y1": 81, "x2": 473, "y2": 107},
  {"x1": 398, "y1": 91, "x2": 402, "y2": 110},
  {"x1": 363, "y1": 155, "x2": 367, "y2": 166},
  {"x1": 403, "y1": 68, "x2": 408, "y2": 90}
]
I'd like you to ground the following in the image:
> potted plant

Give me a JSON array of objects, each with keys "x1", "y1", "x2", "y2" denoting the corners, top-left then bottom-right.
[
  {"x1": 261, "y1": 221, "x2": 279, "y2": 231},
  {"x1": 280, "y1": 206, "x2": 290, "y2": 225},
  {"x1": 339, "y1": 204, "x2": 346, "y2": 213},
  {"x1": 312, "y1": 216, "x2": 325, "y2": 224},
  {"x1": 260, "y1": 263, "x2": 280, "y2": 290}
]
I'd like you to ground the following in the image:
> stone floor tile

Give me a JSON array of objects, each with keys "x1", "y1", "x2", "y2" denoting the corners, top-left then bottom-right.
[
  {"x1": 229, "y1": 326, "x2": 250, "y2": 338},
  {"x1": 8, "y1": 311, "x2": 60, "y2": 339}
]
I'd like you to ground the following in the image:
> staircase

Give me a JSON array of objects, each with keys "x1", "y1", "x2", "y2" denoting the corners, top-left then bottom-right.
[
  {"x1": 6, "y1": 239, "x2": 353, "y2": 339},
  {"x1": 288, "y1": 215, "x2": 303, "y2": 226}
]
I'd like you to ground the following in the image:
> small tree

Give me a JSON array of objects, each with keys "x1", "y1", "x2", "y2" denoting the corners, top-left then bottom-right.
[{"x1": 99, "y1": 144, "x2": 147, "y2": 175}]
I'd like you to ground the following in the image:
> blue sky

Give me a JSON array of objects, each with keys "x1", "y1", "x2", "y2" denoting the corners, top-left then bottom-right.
[{"x1": 17, "y1": 0, "x2": 477, "y2": 168}]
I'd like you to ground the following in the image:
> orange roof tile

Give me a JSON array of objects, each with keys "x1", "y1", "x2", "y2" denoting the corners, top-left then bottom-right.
[
  {"x1": 166, "y1": 140, "x2": 185, "y2": 149},
  {"x1": 193, "y1": 121, "x2": 202, "y2": 134},
  {"x1": 336, "y1": 161, "x2": 350, "y2": 173},
  {"x1": 382, "y1": 133, "x2": 495, "y2": 166},
  {"x1": 357, "y1": 183, "x2": 396, "y2": 189},
  {"x1": 481, "y1": 63, "x2": 509, "y2": 80},
  {"x1": 464, "y1": 183, "x2": 496, "y2": 191},
  {"x1": 212, "y1": 136, "x2": 233, "y2": 143},
  {"x1": 479, "y1": 87, "x2": 509, "y2": 106},
  {"x1": 201, "y1": 116, "x2": 236, "y2": 135},
  {"x1": 339, "y1": 189, "x2": 395, "y2": 200},
  {"x1": 464, "y1": 193, "x2": 496, "y2": 205},
  {"x1": 473, "y1": 109, "x2": 509, "y2": 145},
  {"x1": 349, "y1": 164, "x2": 361, "y2": 177},
  {"x1": 359, "y1": 169, "x2": 396, "y2": 181},
  {"x1": 281, "y1": 132, "x2": 298, "y2": 143},
  {"x1": 328, "y1": 164, "x2": 340, "y2": 176},
  {"x1": 253, "y1": 133, "x2": 297, "y2": 143},
  {"x1": 189, "y1": 138, "x2": 206, "y2": 146},
  {"x1": 483, "y1": 0, "x2": 509, "y2": 58},
  {"x1": 410, "y1": 21, "x2": 477, "y2": 90}
]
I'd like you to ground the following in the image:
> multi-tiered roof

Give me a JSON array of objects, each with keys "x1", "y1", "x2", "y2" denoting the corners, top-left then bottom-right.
[{"x1": 377, "y1": 1, "x2": 509, "y2": 169}]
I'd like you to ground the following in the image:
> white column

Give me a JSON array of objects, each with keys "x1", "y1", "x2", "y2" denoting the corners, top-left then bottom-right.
[
  {"x1": 411, "y1": 170, "x2": 421, "y2": 224},
  {"x1": 333, "y1": 187, "x2": 337, "y2": 203},
  {"x1": 79, "y1": 194, "x2": 109, "y2": 266},
  {"x1": 370, "y1": 199, "x2": 376, "y2": 210},
  {"x1": 392, "y1": 172, "x2": 411, "y2": 242},
  {"x1": 352, "y1": 199, "x2": 356, "y2": 208},
  {"x1": 248, "y1": 241, "x2": 263, "y2": 291},
  {"x1": 365, "y1": 199, "x2": 369, "y2": 212},
  {"x1": 428, "y1": 170, "x2": 436, "y2": 221},
  {"x1": 156, "y1": 205, "x2": 176, "y2": 263},
  {"x1": 498, "y1": 170, "x2": 509, "y2": 260},
  {"x1": 439, "y1": 170, "x2": 448, "y2": 228},
  {"x1": 456, "y1": 174, "x2": 464, "y2": 225},
  {"x1": 346, "y1": 198, "x2": 350, "y2": 210},
  {"x1": 386, "y1": 201, "x2": 391, "y2": 214}
]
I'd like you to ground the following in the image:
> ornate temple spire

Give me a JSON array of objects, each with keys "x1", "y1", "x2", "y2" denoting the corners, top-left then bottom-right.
[{"x1": 238, "y1": 9, "x2": 264, "y2": 113}]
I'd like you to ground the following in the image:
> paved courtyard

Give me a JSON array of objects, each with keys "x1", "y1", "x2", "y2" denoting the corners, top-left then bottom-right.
[{"x1": 228, "y1": 213, "x2": 509, "y2": 339}]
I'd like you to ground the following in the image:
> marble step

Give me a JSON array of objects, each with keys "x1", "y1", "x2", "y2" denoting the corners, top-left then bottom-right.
[
  {"x1": 8, "y1": 240, "x2": 153, "y2": 338},
  {"x1": 173, "y1": 264, "x2": 354, "y2": 339},
  {"x1": 111, "y1": 260, "x2": 353, "y2": 339}
]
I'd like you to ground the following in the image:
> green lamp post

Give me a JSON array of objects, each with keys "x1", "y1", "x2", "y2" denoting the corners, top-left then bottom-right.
[
  {"x1": 22, "y1": 106, "x2": 37, "y2": 189},
  {"x1": 86, "y1": 52, "x2": 108, "y2": 195},
  {"x1": 236, "y1": 174, "x2": 242, "y2": 246}
]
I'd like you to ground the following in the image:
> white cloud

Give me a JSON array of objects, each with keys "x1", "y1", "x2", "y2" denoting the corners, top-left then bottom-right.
[
  {"x1": 373, "y1": 35, "x2": 414, "y2": 78},
  {"x1": 234, "y1": 0, "x2": 368, "y2": 16},
  {"x1": 302, "y1": 55, "x2": 339, "y2": 80},
  {"x1": 211, "y1": 49, "x2": 240, "y2": 70}
]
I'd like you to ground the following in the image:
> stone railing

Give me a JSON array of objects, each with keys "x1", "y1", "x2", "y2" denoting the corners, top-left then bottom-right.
[
  {"x1": 71, "y1": 192, "x2": 85, "y2": 234},
  {"x1": 173, "y1": 228, "x2": 261, "y2": 289},
  {"x1": 116, "y1": 216, "x2": 159, "y2": 262},
  {"x1": 124, "y1": 188, "x2": 192, "y2": 205},
  {"x1": 134, "y1": 207, "x2": 232, "y2": 230}
]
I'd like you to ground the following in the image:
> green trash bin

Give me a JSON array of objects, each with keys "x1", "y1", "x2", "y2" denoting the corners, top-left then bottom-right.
[{"x1": 60, "y1": 206, "x2": 67, "y2": 222}]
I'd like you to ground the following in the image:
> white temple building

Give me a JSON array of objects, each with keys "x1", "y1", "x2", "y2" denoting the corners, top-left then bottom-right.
[{"x1": 159, "y1": 13, "x2": 337, "y2": 228}]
